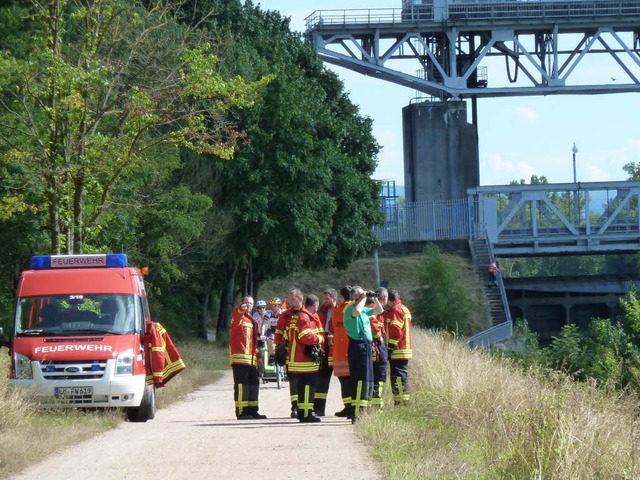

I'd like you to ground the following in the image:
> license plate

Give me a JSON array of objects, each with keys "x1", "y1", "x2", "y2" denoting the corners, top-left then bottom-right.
[{"x1": 54, "y1": 386, "x2": 93, "y2": 397}]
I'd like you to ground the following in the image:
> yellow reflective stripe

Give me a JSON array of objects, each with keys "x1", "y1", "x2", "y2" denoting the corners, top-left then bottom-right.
[
  {"x1": 298, "y1": 385, "x2": 313, "y2": 414},
  {"x1": 163, "y1": 359, "x2": 186, "y2": 377},
  {"x1": 392, "y1": 377, "x2": 410, "y2": 402},
  {"x1": 298, "y1": 328, "x2": 313, "y2": 337},
  {"x1": 352, "y1": 380, "x2": 370, "y2": 413},
  {"x1": 235, "y1": 384, "x2": 248, "y2": 412},
  {"x1": 391, "y1": 349, "x2": 412, "y2": 359},
  {"x1": 288, "y1": 362, "x2": 319, "y2": 373}
]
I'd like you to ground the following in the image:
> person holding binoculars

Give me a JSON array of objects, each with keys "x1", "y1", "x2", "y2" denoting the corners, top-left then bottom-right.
[{"x1": 342, "y1": 285, "x2": 383, "y2": 423}]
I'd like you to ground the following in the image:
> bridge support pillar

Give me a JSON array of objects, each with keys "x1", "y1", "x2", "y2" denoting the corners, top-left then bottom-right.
[{"x1": 403, "y1": 100, "x2": 479, "y2": 202}]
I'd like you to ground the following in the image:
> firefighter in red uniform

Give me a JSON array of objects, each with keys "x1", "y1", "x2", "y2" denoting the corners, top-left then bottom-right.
[
  {"x1": 314, "y1": 288, "x2": 337, "y2": 416},
  {"x1": 385, "y1": 288, "x2": 413, "y2": 405},
  {"x1": 286, "y1": 288, "x2": 324, "y2": 423},
  {"x1": 275, "y1": 302, "x2": 299, "y2": 418},
  {"x1": 370, "y1": 287, "x2": 389, "y2": 409},
  {"x1": 229, "y1": 296, "x2": 267, "y2": 420}
]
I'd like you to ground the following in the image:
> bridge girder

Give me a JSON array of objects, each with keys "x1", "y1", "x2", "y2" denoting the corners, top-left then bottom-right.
[{"x1": 305, "y1": 2, "x2": 640, "y2": 98}]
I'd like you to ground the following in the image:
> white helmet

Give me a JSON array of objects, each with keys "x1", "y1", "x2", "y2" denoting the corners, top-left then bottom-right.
[{"x1": 256, "y1": 300, "x2": 267, "y2": 307}]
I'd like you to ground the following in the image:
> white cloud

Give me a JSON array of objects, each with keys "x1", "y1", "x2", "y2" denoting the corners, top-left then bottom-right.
[
  {"x1": 480, "y1": 152, "x2": 538, "y2": 185},
  {"x1": 514, "y1": 107, "x2": 539, "y2": 124}
]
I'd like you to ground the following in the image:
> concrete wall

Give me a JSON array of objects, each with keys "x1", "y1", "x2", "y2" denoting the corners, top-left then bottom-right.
[{"x1": 403, "y1": 100, "x2": 479, "y2": 202}]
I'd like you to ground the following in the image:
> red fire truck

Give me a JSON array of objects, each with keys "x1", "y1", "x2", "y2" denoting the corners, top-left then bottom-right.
[{"x1": 0, "y1": 254, "x2": 156, "y2": 422}]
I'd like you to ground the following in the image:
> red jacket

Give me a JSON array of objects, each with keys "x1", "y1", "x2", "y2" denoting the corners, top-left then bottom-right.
[
  {"x1": 370, "y1": 310, "x2": 387, "y2": 363},
  {"x1": 285, "y1": 307, "x2": 323, "y2": 374},
  {"x1": 145, "y1": 322, "x2": 186, "y2": 386},
  {"x1": 317, "y1": 305, "x2": 333, "y2": 364},
  {"x1": 274, "y1": 307, "x2": 292, "y2": 347},
  {"x1": 386, "y1": 301, "x2": 413, "y2": 360},
  {"x1": 229, "y1": 306, "x2": 259, "y2": 366}
]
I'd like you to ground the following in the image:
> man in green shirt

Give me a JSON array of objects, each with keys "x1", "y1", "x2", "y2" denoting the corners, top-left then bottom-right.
[{"x1": 343, "y1": 285, "x2": 383, "y2": 422}]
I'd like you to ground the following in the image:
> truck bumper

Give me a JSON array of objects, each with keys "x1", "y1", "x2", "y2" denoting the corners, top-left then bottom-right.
[{"x1": 14, "y1": 359, "x2": 146, "y2": 408}]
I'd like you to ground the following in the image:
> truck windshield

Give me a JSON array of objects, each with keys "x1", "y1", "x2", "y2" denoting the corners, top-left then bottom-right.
[{"x1": 15, "y1": 294, "x2": 139, "y2": 335}]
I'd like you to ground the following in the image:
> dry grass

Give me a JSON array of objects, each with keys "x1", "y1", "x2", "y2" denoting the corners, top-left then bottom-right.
[
  {"x1": 0, "y1": 341, "x2": 228, "y2": 478},
  {"x1": 359, "y1": 329, "x2": 640, "y2": 479}
]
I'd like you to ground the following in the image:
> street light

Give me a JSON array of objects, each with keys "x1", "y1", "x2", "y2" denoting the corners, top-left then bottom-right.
[
  {"x1": 572, "y1": 143, "x2": 579, "y2": 225},
  {"x1": 572, "y1": 143, "x2": 578, "y2": 183}
]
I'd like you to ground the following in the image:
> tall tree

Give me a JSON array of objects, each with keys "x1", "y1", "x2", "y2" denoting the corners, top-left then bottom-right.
[
  {"x1": 0, "y1": 0, "x2": 266, "y2": 254},
  {"x1": 170, "y1": 1, "x2": 384, "y2": 334}
]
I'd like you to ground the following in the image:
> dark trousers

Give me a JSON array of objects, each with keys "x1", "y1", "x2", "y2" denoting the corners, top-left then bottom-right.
[
  {"x1": 232, "y1": 363, "x2": 260, "y2": 417},
  {"x1": 314, "y1": 357, "x2": 333, "y2": 414},
  {"x1": 336, "y1": 375, "x2": 352, "y2": 412},
  {"x1": 347, "y1": 338, "x2": 373, "y2": 416},
  {"x1": 295, "y1": 372, "x2": 318, "y2": 420},
  {"x1": 389, "y1": 359, "x2": 410, "y2": 404},
  {"x1": 372, "y1": 341, "x2": 388, "y2": 407},
  {"x1": 288, "y1": 372, "x2": 299, "y2": 410}
]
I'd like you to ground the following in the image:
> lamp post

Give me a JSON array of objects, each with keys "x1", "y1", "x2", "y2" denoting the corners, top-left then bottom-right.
[
  {"x1": 572, "y1": 143, "x2": 579, "y2": 225},
  {"x1": 572, "y1": 143, "x2": 578, "y2": 183}
]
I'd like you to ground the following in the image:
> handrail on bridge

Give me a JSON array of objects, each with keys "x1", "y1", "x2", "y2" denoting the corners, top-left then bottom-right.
[
  {"x1": 305, "y1": 0, "x2": 640, "y2": 31},
  {"x1": 375, "y1": 181, "x2": 640, "y2": 256}
]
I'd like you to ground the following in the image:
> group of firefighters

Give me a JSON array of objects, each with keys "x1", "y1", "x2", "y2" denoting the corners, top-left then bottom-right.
[{"x1": 229, "y1": 284, "x2": 412, "y2": 423}]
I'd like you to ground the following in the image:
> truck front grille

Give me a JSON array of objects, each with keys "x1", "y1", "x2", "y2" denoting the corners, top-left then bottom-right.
[{"x1": 40, "y1": 360, "x2": 107, "y2": 380}]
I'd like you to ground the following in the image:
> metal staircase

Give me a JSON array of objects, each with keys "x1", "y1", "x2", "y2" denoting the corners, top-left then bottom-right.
[{"x1": 467, "y1": 238, "x2": 512, "y2": 348}]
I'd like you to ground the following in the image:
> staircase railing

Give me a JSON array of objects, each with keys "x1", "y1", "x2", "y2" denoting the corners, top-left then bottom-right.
[{"x1": 467, "y1": 234, "x2": 513, "y2": 349}]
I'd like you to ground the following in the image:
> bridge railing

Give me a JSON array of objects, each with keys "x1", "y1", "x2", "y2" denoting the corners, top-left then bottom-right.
[
  {"x1": 376, "y1": 181, "x2": 640, "y2": 256},
  {"x1": 374, "y1": 198, "x2": 476, "y2": 244},
  {"x1": 305, "y1": 0, "x2": 640, "y2": 30}
]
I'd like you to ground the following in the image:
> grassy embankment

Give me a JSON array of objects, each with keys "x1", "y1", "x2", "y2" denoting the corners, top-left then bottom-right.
[{"x1": 358, "y1": 329, "x2": 640, "y2": 479}]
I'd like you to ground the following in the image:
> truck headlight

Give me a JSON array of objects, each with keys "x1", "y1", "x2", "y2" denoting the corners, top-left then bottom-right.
[
  {"x1": 116, "y1": 349, "x2": 134, "y2": 376},
  {"x1": 15, "y1": 353, "x2": 33, "y2": 379}
]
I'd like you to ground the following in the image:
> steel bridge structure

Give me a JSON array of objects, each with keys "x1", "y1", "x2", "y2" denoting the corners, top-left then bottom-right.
[
  {"x1": 376, "y1": 181, "x2": 640, "y2": 256},
  {"x1": 304, "y1": 0, "x2": 640, "y2": 99}
]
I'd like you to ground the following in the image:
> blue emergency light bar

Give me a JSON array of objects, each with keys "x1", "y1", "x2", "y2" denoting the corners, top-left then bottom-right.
[{"x1": 31, "y1": 254, "x2": 128, "y2": 270}]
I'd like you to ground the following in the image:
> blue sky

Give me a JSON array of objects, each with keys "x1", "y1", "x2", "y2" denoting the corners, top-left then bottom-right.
[{"x1": 254, "y1": 1, "x2": 640, "y2": 187}]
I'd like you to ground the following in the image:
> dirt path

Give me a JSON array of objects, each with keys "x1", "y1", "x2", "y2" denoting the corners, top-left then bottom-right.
[{"x1": 10, "y1": 371, "x2": 383, "y2": 480}]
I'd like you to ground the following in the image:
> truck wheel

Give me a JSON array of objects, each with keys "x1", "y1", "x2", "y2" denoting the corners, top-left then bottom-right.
[{"x1": 126, "y1": 383, "x2": 156, "y2": 422}]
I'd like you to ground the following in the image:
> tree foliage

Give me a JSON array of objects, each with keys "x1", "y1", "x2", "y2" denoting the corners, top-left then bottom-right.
[
  {"x1": 0, "y1": 0, "x2": 266, "y2": 254},
  {"x1": 413, "y1": 243, "x2": 475, "y2": 335},
  {"x1": 0, "y1": 0, "x2": 385, "y2": 338},
  {"x1": 165, "y1": 1, "x2": 383, "y2": 333}
]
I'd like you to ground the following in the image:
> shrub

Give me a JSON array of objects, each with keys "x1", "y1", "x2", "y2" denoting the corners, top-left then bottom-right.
[{"x1": 412, "y1": 243, "x2": 474, "y2": 335}]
